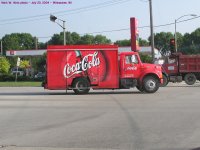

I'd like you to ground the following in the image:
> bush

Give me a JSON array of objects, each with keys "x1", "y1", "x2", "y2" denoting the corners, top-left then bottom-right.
[
  {"x1": 0, "y1": 74, "x2": 34, "y2": 81},
  {"x1": 0, "y1": 57, "x2": 11, "y2": 74},
  {"x1": 139, "y1": 53, "x2": 153, "y2": 63},
  {"x1": 0, "y1": 74, "x2": 15, "y2": 81}
]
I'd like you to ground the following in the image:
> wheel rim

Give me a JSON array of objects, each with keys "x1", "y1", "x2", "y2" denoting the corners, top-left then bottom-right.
[
  {"x1": 188, "y1": 76, "x2": 194, "y2": 82},
  {"x1": 146, "y1": 79, "x2": 156, "y2": 91},
  {"x1": 76, "y1": 81, "x2": 87, "y2": 91}
]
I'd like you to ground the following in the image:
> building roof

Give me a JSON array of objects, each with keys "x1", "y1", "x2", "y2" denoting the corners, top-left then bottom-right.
[
  {"x1": 6, "y1": 49, "x2": 46, "y2": 56},
  {"x1": 119, "y1": 46, "x2": 161, "y2": 58},
  {"x1": 6, "y1": 46, "x2": 162, "y2": 58}
]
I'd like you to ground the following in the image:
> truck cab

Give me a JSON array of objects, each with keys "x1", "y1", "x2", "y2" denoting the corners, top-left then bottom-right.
[{"x1": 119, "y1": 51, "x2": 163, "y2": 93}]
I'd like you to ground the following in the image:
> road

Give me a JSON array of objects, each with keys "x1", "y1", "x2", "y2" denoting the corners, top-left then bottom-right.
[{"x1": 0, "y1": 83, "x2": 200, "y2": 150}]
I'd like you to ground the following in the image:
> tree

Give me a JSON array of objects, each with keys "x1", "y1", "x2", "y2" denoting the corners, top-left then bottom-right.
[
  {"x1": 35, "y1": 53, "x2": 46, "y2": 72},
  {"x1": 114, "y1": 39, "x2": 130, "y2": 46},
  {"x1": 2, "y1": 33, "x2": 35, "y2": 54},
  {"x1": 0, "y1": 57, "x2": 11, "y2": 74},
  {"x1": 20, "y1": 60, "x2": 30, "y2": 68},
  {"x1": 78, "y1": 34, "x2": 95, "y2": 45},
  {"x1": 139, "y1": 53, "x2": 152, "y2": 63},
  {"x1": 93, "y1": 35, "x2": 111, "y2": 44},
  {"x1": 48, "y1": 32, "x2": 111, "y2": 45},
  {"x1": 151, "y1": 32, "x2": 174, "y2": 56},
  {"x1": 71, "y1": 32, "x2": 81, "y2": 44},
  {"x1": 48, "y1": 33, "x2": 63, "y2": 45},
  {"x1": 114, "y1": 38, "x2": 148, "y2": 47},
  {"x1": 139, "y1": 38, "x2": 149, "y2": 46},
  {"x1": 180, "y1": 28, "x2": 200, "y2": 54}
]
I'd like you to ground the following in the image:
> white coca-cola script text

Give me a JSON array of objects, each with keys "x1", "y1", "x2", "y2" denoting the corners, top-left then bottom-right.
[{"x1": 63, "y1": 51, "x2": 100, "y2": 78}]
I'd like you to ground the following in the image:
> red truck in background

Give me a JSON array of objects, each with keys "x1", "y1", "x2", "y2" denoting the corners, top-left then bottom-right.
[
  {"x1": 161, "y1": 52, "x2": 200, "y2": 86},
  {"x1": 43, "y1": 17, "x2": 163, "y2": 94},
  {"x1": 44, "y1": 45, "x2": 162, "y2": 94}
]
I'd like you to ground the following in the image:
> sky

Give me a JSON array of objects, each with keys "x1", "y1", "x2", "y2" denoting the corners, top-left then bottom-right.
[{"x1": 0, "y1": 0, "x2": 200, "y2": 43}]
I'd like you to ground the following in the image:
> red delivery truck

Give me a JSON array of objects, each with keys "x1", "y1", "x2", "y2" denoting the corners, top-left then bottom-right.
[
  {"x1": 162, "y1": 52, "x2": 200, "y2": 86},
  {"x1": 43, "y1": 44, "x2": 163, "y2": 94},
  {"x1": 43, "y1": 17, "x2": 163, "y2": 94}
]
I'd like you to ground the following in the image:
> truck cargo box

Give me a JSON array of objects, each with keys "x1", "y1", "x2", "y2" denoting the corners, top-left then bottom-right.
[
  {"x1": 46, "y1": 45, "x2": 119, "y2": 90},
  {"x1": 179, "y1": 54, "x2": 200, "y2": 73}
]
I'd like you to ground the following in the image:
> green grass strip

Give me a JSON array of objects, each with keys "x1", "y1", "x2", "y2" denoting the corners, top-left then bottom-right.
[{"x1": 0, "y1": 82, "x2": 42, "y2": 87}]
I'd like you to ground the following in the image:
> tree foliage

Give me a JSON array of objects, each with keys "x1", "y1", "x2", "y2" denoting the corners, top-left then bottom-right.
[
  {"x1": 114, "y1": 38, "x2": 148, "y2": 47},
  {"x1": 114, "y1": 39, "x2": 130, "y2": 46},
  {"x1": 151, "y1": 32, "x2": 174, "y2": 56},
  {"x1": 0, "y1": 57, "x2": 11, "y2": 74},
  {"x1": 139, "y1": 38, "x2": 149, "y2": 46},
  {"x1": 20, "y1": 60, "x2": 30, "y2": 68},
  {"x1": 35, "y1": 53, "x2": 46, "y2": 72},
  {"x1": 180, "y1": 28, "x2": 200, "y2": 54},
  {"x1": 2, "y1": 33, "x2": 35, "y2": 54},
  {"x1": 139, "y1": 53, "x2": 152, "y2": 63},
  {"x1": 48, "y1": 32, "x2": 111, "y2": 45}
]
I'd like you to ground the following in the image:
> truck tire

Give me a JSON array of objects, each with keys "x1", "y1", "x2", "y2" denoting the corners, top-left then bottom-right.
[
  {"x1": 160, "y1": 74, "x2": 169, "y2": 87},
  {"x1": 142, "y1": 76, "x2": 159, "y2": 93},
  {"x1": 136, "y1": 85, "x2": 145, "y2": 92},
  {"x1": 73, "y1": 78, "x2": 90, "y2": 94},
  {"x1": 184, "y1": 73, "x2": 196, "y2": 85}
]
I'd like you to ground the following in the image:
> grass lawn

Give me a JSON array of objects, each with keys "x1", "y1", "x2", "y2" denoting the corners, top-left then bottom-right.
[{"x1": 0, "y1": 82, "x2": 42, "y2": 87}]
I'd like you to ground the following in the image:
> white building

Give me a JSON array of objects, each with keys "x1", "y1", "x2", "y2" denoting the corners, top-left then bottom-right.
[
  {"x1": 6, "y1": 46, "x2": 162, "y2": 59},
  {"x1": 118, "y1": 46, "x2": 162, "y2": 59}
]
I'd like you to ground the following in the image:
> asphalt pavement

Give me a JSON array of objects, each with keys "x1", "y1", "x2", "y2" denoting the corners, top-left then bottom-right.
[{"x1": 0, "y1": 82, "x2": 200, "y2": 150}]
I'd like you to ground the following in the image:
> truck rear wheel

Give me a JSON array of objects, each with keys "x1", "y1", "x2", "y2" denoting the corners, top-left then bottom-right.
[
  {"x1": 143, "y1": 76, "x2": 159, "y2": 93},
  {"x1": 73, "y1": 78, "x2": 90, "y2": 94},
  {"x1": 184, "y1": 73, "x2": 196, "y2": 85}
]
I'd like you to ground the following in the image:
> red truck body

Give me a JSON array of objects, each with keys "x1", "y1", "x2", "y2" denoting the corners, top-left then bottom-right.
[
  {"x1": 46, "y1": 45, "x2": 119, "y2": 90},
  {"x1": 44, "y1": 45, "x2": 163, "y2": 94},
  {"x1": 44, "y1": 17, "x2": 163, "y2": 94},
  {"x1": 162, "y1": 53, "x2": 200, "y2": 86}
]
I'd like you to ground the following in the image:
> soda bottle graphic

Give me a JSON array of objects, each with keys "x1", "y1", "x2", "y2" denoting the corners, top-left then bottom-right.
[{"x1": 75, "y1": 50, "x2": 89, "y2": 77}]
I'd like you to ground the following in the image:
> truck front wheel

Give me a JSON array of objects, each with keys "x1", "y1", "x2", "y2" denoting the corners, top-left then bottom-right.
[
  {"x1": 136, "y1": 85, "x2": 145, "y2": 92},
  {"x1": 143, "y1": 76, "x2": 159, "y2": 93},
  {"x1": 73, "y1": 78, "x2": 90, "y2": 94},
  {"x1": 184, "y1": 73, "x2": 196, "y2": 85}
]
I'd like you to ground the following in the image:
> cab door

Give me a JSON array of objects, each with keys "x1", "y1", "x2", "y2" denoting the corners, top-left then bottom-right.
[{"x1": 123, "y1": 54, "x2": 140, "y2": 78}]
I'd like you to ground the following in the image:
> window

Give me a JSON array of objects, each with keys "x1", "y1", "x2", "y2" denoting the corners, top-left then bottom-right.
[{"x1": 125, "y1": 55, "x2": 138, "y2": 64}]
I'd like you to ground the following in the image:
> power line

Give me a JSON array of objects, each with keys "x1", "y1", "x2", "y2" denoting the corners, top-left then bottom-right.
[
  {"x1": 81, "y1": 16, "x2": 200, "y2": 35},
  {"x1": 0, "y1": 0, "x2": 133, "y2": 23},
  {"x1": 0, "y1": 0, "x2": 133, "y2": 26},
  {"x1": 37, "y1": 16, "x2": 200, "y2": 39}
]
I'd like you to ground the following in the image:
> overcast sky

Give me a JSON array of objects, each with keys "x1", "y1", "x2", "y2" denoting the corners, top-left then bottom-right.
[{"x1": 0, "y1": 0, "x2": 200, "y2": 43}]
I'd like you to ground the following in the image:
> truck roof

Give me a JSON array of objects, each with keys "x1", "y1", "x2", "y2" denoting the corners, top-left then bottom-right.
[{"x1": 47, "y1": 45, "x2": 118, "y2": 51}]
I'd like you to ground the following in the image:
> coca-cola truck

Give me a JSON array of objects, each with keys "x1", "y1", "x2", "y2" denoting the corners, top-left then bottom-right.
[
  {"x1": 43, "y1": 44, "x2": 163, "y2": 94},
  {"x1": 161, "y1": 52, "x2": 200, "y2": 86},
  {"x1": 43, "y1": 17, "x2": 163, "y2": 94}
]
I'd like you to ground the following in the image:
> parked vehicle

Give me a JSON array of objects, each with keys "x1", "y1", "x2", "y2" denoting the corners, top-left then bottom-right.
[
  {"x1": 11, "y1": 68, "x2": 24, "y2": 76},
  {"x1": 161, "y1": 52, "x2": 200, "y2": 86},
  {"x1": 34, "y1": 72, "x2": 45, "y2": 79}
]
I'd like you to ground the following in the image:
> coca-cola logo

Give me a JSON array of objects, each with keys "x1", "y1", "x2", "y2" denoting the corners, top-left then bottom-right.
[{"x1": 63, "y1": 51, "x2": 100, "y2": 78}]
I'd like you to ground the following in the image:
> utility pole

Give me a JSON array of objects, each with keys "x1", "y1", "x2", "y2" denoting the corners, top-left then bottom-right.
[
  {"x1": 0, "y1": 40, "x2": 2, "y2": 56},
  {"x1": 35, "y1": 37, "x2": 38, "y2": 50},
  {"x1": 63, "y1": 21, "x2": 66, "y2": 45},
  {"x1": 149, "y1": 0, "x2": 155, "y2": 63}
]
